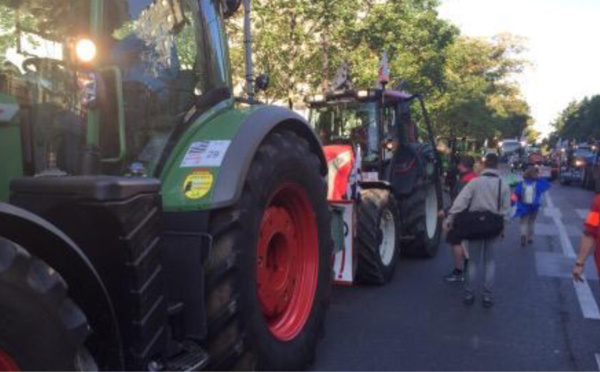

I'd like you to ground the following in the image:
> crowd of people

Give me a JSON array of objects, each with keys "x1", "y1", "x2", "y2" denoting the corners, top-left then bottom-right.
[{"x1": 439, "y1": 153, "x2": 600, "y2": 307}]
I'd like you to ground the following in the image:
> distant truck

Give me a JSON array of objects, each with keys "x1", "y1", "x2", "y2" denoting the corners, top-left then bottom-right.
[
  {"x1": 559, "y1": 144, "x2": 596, "y2": 186},
  {"x1": 581, "y1": 143, "x2": 600, "y2": 190},
  {"x1": 498, "y1": 139, "x2": 523, "y2": 161}
]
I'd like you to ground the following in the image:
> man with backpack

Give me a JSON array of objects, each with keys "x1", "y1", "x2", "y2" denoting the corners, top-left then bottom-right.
[
  {"x1": 514, "y1": 166, "x2": 551, "y2": 247},
  {"x1": 445, "y1": 154, "x2": 512, "y2": 307}
]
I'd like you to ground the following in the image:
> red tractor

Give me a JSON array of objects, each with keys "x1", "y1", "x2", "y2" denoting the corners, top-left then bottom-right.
[{"x1": 307, "y1": 78, "x2": 444, "y2": 286}]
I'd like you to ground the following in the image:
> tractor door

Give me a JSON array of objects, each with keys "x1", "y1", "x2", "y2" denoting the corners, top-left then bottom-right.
[{"x1": 389, "y1": 97, "x2": 439, "y2": 196}]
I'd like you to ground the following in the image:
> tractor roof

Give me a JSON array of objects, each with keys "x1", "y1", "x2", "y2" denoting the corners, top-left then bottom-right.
[{"x1": 305, "y1": 89, "x2": 416, "y2": 108}]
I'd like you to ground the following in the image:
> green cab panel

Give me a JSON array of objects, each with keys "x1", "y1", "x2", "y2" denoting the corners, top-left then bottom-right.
[{"x1": 0, "y1": 93, "x2": 23, "y2": 202}]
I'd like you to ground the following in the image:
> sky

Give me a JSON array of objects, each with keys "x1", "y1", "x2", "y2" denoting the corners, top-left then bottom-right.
[{"x1": 438, "y1": 0, "x2": 600, "y2": 137}]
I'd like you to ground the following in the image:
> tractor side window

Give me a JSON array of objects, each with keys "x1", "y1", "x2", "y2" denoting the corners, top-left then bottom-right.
[
  {"x1": 409, "y1": 101, "x2": 431, "y2": 143},
  {"x1": 105, "y1": 0, "x2": 214, "y2": 173},
  {"x1": 382, "y1": 106, "x2": 397, "y2": 160},
  {"x1": 382, "y1": 107, "x2": 396, "y2": 141},
  {"x1": 399, "y1": 110, "x2": 416, "y2": 143}
]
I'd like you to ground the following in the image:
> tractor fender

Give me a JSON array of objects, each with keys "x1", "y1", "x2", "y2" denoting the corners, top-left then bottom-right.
[
  {"x1": 211, "y1": 105, "x2": 327, "y2": 209},
  {"x1": 0, "y1": 202, "x2": 123, "y2": 369}
]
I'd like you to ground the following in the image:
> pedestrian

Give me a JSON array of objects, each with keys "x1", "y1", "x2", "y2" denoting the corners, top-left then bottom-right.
[
  {"x1": 444, "y1": 156, "x2": 478, "y2": 282},
  {"x1": 572, "y1": 169, "x2": 600, "y2": 281},
  {"x1": 514, "y1": 166, "x2": 551, "y2": 247},
  {"x1": 445, "y1": 154, "x2": 512, "y2": 307}
]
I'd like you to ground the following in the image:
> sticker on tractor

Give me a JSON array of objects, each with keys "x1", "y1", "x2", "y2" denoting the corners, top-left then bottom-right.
[
  {"x1": 181, "y1": 140, "x2": 231, "y2": 168},
  {"x1": 183, "y1": 170, "x2": 214, "y2": 199}
]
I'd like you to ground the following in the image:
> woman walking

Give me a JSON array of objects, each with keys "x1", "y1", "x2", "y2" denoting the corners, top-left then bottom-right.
[{"x1": 514, "y1": 167, "x2": 551, "y2": 247}]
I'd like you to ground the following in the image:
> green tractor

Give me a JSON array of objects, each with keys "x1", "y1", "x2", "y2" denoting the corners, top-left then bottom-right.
[
  {"x1": 0, "y1": 0, "x2": 332, "y2": 370},
  {"x1": 306, "y1": 71, "x2": 444, "y2": 277}
]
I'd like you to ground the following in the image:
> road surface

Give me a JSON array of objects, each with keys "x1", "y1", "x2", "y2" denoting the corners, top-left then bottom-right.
[{"x1": 313, "y1": 175, "x2": 600, "y2": 371}]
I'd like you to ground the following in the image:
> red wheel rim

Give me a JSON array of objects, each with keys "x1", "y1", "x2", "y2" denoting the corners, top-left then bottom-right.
[
  {"x1": 0, "y1": 349, "x2": 19, "y2": 371},
  {"x1": 256, "y1": 183, "x2": 319, "y2": 342}
]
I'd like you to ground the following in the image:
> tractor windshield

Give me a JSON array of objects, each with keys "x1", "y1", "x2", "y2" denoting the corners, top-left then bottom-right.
[
  {"x1": 310, "y1": 102, "x2": 379, "y2": 161},
  {"x1": 0, "y1": 0, "x2": 90, "y2": 174},
  {"x1": 102, "y1": 0, "x2": 232, "y2": 174}
]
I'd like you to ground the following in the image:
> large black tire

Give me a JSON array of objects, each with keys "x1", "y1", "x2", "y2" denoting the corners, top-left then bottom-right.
[
  {"x1": 204, "y1": 130, "x2": 332, "y2": 370},
  {"x1": 0, "y1": 237, "x2": 95, "y2": 371},
  {"x1": 356, "y1": 189, "x2": 401, "y2": 284},
  {"x1": 401, "y1": 179, "x2": 443, "y2": 258}
]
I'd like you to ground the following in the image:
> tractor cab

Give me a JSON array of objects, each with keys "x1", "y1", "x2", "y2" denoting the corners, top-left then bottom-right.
[
  {"x1": 307, "y1": 88, "x2": 440, "y2": 199},
  {"x1": 0, "y1": 0, "x2": 234, "y2": 201}
]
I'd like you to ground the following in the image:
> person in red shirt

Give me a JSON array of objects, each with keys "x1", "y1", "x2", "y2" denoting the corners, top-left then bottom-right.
[
  {"x1": 444, "y1": 156, "x2": 478, "y2": 282},
  {"x1": 573, "y1": 193, "x2": 600, "y2": 281}
]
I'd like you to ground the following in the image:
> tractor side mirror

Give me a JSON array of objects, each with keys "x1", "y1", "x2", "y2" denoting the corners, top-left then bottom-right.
[
  {"x1": 255, "y1": 74, "x2": 270, "y2": 92},
  {"x1": 221, "y1": 0, "x2": 242, "y2": 18}
]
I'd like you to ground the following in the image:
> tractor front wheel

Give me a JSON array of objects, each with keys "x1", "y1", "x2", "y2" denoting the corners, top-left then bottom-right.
[
  {"x1": 356, "y1": 189, "x2": 401, "y2": 284},
  {"x1": 204, "y1": 130, "x2": 332, "y2": 370},
  {"x1": 0, "y1": 238, "x2": 95, "y2": 371}
]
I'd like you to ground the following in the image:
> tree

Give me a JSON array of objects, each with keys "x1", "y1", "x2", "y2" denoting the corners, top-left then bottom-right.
[
  {"x1": 226, "y1": 0, "x2": 531, "y2": 142},
  {"x1": 551, "y1": 96, "x2": 600, "y2": 141},
  {"x1": 434, "y1": 34, "x2": 531, "y2": 141}
]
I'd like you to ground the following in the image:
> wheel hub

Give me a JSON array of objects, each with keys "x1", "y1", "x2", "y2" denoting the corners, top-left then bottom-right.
[
  {"x1": 0, "y1": 349, "x2": 19, "y2": 371},
  {"x1": 379, "y1": 210, "x2": 396, "y2": 266},
  {"x1": 257, "y1": 207, "x2": 298, "y2": 317},
  {"x1": 425, "y1": 185, "x2": 438, "y2": 239},
  {"x1": 256, "y1": 184, "x2": 319, "y2": 342}
]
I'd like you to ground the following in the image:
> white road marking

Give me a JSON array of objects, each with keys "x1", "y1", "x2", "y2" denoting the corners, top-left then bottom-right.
[
  {"x1": 595, "y1": 353, "x2": 600, "y2": 371},
  {"x1": 546, "y1": 192, "x2": 600, "y2": 320}
]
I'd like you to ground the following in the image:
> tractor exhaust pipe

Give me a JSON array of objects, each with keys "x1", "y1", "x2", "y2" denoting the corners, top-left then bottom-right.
[{"x1": 243, "y1": 0, "x2": 253, "y2": 100}]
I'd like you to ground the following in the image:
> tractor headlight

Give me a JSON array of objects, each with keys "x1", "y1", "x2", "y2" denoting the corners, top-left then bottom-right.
[
  {"x1": 357, "y1": 90, "x2": 370, "y2": 98},
  {"x1": 575, "y1": 159, "x2": 585, "y2": 168},
  {"x1": 75, "y1": 38, "x2": 97, "y2": 63}
]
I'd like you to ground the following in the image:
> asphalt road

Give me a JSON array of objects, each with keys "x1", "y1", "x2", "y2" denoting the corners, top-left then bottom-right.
[{"x1": 313, "y1": 172, "x2": 600, "y2": 371}]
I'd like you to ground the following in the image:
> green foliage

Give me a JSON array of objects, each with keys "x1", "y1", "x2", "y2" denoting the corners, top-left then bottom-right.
[
  {"x1": 552, "y1": 95, "x2": 600, "y2": 141},
  {"x1": 227, "y1": 0, "x2": 531, "y2": 141}
]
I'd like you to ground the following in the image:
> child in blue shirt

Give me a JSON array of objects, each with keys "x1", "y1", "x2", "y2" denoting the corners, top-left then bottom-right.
[{"x1": 514, "y1": 166, "x2": 551, "y2": 246}]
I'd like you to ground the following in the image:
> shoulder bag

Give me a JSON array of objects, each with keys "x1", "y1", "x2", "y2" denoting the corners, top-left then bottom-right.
[{"x1": 453, "y1": 176, "x2": 504, "y2": 240}]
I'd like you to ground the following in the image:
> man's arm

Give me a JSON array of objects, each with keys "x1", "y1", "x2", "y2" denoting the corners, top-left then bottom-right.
[
  {"x1": 573, "y1": 195, "x2": 600, "y2": 281},
  {"x1": 446, "y1": 183, "x2": 474, "y2": 225},
  {"x1": 573, "y1": 234, "x2": 596, "y2": 282}
]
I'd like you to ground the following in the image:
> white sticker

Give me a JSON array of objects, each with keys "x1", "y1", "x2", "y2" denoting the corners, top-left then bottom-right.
[{"x1": 181, "y1": 140, "x2": 231, "y2": 168}]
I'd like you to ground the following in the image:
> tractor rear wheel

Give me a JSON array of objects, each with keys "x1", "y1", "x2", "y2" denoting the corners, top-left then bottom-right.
[
  {"x1": 356, "y1": 189, "x2": 401, "y2": 284},
  {"x1": 0, "y1": 238, "x2": 95, "y2": 371},
  {"x1": 204, "y1": 130, "x2": 332, "y2": 370},
  {"x1": 401, "y1": 180, "x2": 443, "y2": 258}
]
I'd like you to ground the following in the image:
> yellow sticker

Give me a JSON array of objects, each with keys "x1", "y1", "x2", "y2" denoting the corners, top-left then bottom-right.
[{"x1": 184, "y1": 170, "x2": 214, "y2": 200}]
